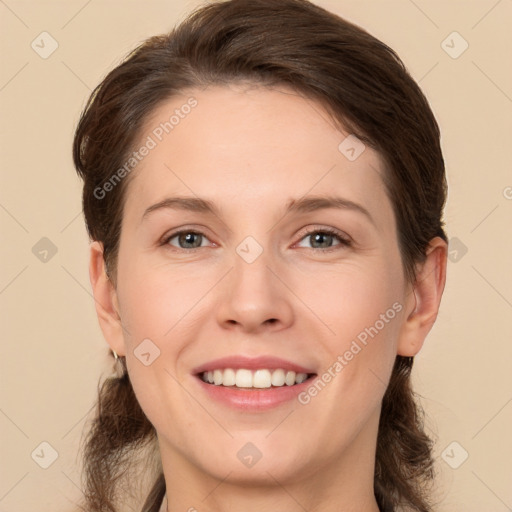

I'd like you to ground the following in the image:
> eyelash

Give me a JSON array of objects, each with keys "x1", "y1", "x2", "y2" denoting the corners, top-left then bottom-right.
[{"x1": 160, "y1": 227, "x2": 352, "y2": 253}]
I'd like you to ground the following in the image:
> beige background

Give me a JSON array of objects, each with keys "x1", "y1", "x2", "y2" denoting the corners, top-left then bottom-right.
[{"x1": 1, "y1": 0, "x2": 511, "y2": 511}]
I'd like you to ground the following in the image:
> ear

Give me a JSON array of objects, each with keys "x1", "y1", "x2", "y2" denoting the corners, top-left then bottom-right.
[
  {"x1": 89, "y1": 241, "x2": 126, "y2": 356},
  {"x1": 397, "y1": 236, "x2": 448, "y2": 357}
]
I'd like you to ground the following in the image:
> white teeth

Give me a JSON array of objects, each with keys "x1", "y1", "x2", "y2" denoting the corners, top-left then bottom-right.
[
  {"x1": 295, "y1": 372, "x2": 308, "y2": 384},
  {"x1": 271, "y1": 369, "x2": 286, "y2": 386},
  {"x1": 201, "y1": 368, "x2": 310, "y2": 388},
  {"x1": 285, "y1": 371, "x2": 296, "y2": 386},
  {"x1": 223, "y1": 368, "x2": 236, "y2": 386},
  {"x1": 253, "y1": 369, "x2": 272, "y2": 388},
  {"x1": 235, "y1": 369, "x2": 253, "y2": 388},
  {"x1": 213, "y1": 369, "x2": 223, "y2": 385}
]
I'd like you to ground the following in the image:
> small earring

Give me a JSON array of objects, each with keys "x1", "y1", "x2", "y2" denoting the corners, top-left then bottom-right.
[{"x1": 113, "y1": 350, "x2": 119, "y2": 361}]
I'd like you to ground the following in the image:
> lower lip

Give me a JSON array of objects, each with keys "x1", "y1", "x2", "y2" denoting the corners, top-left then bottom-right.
[{"x1": 194, "y1": 375, "x2": 316, "y2": 411}]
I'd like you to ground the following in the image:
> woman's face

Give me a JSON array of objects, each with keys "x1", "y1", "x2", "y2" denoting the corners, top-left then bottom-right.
[{"x1": 99, "y1": 84, "x2": 421, "y2": 494}]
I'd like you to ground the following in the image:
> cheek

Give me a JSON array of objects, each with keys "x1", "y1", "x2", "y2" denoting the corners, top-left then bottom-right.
[
  {"x1": 303, "y1": 262, "x2": 404, "y2": 402},
  {"x1": 307, "y1": 260, "x2": 404, "y2": 340},
  {"x1": 116, "y1": 259, "x2": 212, "y2": 344}
]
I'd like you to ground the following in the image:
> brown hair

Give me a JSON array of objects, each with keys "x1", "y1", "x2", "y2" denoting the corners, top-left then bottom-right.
[{"x1": 73, "y1": 0, "x2": 447, "y2": 511}]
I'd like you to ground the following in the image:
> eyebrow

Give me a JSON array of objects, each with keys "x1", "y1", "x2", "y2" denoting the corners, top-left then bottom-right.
[{"x1": 141, "y1": 194, "x2": 375, "y2": 226}]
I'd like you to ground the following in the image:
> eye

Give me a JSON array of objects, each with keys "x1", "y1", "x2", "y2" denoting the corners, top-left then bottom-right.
[
  {"x1": 295, "y1": 227, "x2": 351, "y2": 252},
  {"x1": 160, "y1": 227, "x2": 351, "y2": 252},
  {"x1": 162, "y1": 230, "x2": 212, "y2": 250}
]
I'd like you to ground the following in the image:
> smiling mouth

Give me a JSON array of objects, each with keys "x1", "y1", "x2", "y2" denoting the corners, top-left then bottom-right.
[{"x1": 198, "y1": 368, "x2": 317, "y2": 389}]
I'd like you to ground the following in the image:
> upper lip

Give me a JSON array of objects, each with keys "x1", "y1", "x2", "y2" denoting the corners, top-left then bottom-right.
[{"x1": 192, "y1": 356, "x2": 316, "y2": 375}]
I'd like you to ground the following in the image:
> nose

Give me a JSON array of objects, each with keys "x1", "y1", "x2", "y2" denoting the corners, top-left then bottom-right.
[{"x1": 215, "y1": 243, "x2": 295, "y2": 334}]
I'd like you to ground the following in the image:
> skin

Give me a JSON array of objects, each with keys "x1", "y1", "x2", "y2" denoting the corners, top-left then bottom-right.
[{"x1": 89, "y1": 83, "x2": 447, "y2": 512}]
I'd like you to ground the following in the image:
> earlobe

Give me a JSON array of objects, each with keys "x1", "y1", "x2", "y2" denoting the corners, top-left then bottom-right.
[
  {"x1": 397, "y1": 236, "x2": 448, "y2": 357},
  {"x1": 89, "y1": 241, "x2": 126, "y2": 356}
]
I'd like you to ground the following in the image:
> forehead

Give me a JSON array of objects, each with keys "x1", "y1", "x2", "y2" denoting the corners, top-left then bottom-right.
[{"x1": 122, "y1": 84, "x2": 392, "y2": 228}]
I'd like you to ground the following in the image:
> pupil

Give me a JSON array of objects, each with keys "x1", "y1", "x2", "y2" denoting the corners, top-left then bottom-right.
[
  {"x1": 181, "y1": 233, "x2": 201, "y2": 248},
  {"x1": 313, "y1": 233, "x2": 331, "y2": 248}
]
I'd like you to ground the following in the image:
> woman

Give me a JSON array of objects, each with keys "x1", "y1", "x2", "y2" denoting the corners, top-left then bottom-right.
[{"x1": 72, "y1": 0, "x2": 448, "y2": 511}]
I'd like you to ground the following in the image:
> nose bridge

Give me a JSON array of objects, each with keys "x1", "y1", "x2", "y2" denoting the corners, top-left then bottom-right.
[
  {"x1": 231, "y1": 232, "x2": 277, "y2": 301},
  {"x1": 235, "y1": 234, "x2": 267, "y2": 267},
  {"x1": 215, "y1": 231, "x2": 294, "y2": 332}
]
